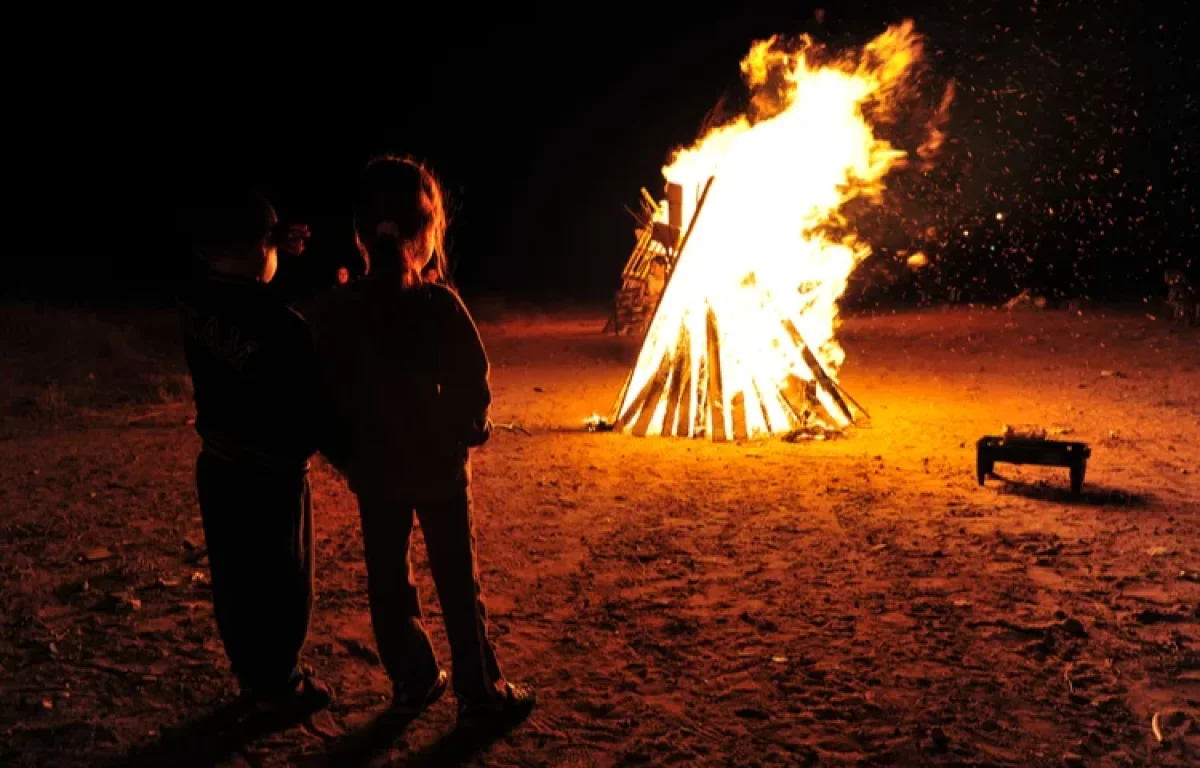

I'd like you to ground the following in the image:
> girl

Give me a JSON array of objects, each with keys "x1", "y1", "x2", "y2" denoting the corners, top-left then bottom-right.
[{"x1": 311, "y1": 155, "x2": 533, "y2": 724}]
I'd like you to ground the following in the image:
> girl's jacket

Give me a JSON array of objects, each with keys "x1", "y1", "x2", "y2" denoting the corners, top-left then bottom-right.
[{"x1": 307, "y1": 277, "x2": 492, "y2": 502}]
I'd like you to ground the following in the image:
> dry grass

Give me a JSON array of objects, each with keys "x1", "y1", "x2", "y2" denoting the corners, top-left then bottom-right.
[
  {"x1": 0, "y1": 295, "x2": 597, "y2": 438},
  {"x1": 0, "y1": 303, "x2": 191, "y2": 435},
  {"x1": 463, "y1": 293, "x2": 608, "y2": 329}
]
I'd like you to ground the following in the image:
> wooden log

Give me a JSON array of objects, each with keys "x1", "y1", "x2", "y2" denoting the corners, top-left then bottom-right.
[
  {"x1": 779, "y1": 373, "x2": 815, "y2": 425},
  {"x1": 780, "y1": 319, "x2": 853, "y2": 424},
  {"x1": 610, "y1": 368, "x2": 635, "y2": 423},
  {"x1": 779, "y1": 377, "x2": 848, "y2": 431},
  {"x1": 625, "y1": 175, "x2": 716, "y2": 348},
  {"x1": 751, "y1": 379, "x2": 776, "y2": 435},
  {"x1": 623, "y1": 229, "x2": 655, "y2": 279},
  {"x1": 619, "y1": 355, "x2": 676, "y2": 432},
  {"x1": 613, "y1": 348, "x2": 670, "y2": 431},
  {"x1": 631, "y1": 350, "x2": 674, "y2": 436},
  {"x1": 786, "y1": 370, "x2": 843, "y2": 427},
  {"x1": 666, "y1": 182, "x2": 683, "y2": 231},
  {"x1": 676, "y1": 360, "x2": 693, "y2": 437},
  {"x1": 652, "y1": 221, "x2": 679, "y2": 250},
  {"x1": 612, "y1": 177, "x2": 717, "y2": 431},
  {"x1": 791, "y1": 331, "x2": 870, "y2": 420},
  {"x1": 641, "y1": 187, "x2": 658, "y2": 210},
  {"x1": 674, "y1": 177, "x2": 714, "y2": 266},
  {"x1": 705, "y1": 307, "x2": 727, "y2": 441},
  {"x1": 799, "y1": 344, "x2": 853, "y2": 424},
  {"x1": 730, "y1": 391, "x2": 748, "y2": 440},
  {"x1": 660, "y1": 323, "x2": 691, "y2": 436},
  {"x1": 692, "y1": 355, "x2": 708, "y2": 437}
]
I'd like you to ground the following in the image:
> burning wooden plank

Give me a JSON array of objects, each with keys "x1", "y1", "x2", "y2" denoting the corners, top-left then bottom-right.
[
  {"x1": 730, "y1": 391, "x2": 749, "y2": 441},
  {"x1": 692, "y1": 356, "x2": 709, "y2": 436},
  {"x1": 614, "y1": 307, "x2": 864, "y2": 440},
  {"x1": 613, "y1": 282, "x2": 867, "y2": 441},
  {"x1": 778, "y1": 373, "x2": 816, "y2": 428},
  {"x1": 705, "y1": 306, "x2": 727, "y2": 441},
  {"x1": 614, "y1": 350, "x2": 671, "y2": 434},
  {"x1": 751, "y1": 380, "x2": 777, "y2": 434},
  {"x1": 781, "y1": 318, "x2": 853, "y2": 425},
  {"x1": 660, "y1": 324, "x2": 691, "y2": 436}
]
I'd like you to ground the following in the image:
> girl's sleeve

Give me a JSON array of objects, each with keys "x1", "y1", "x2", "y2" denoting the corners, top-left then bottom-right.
[
  {"x1": 437, "y1": 288, "x2": 492, "y2": 446},
  {"x1": 312, "y1": 349, "x2": 352, "y2": 467},
  {"x1": 300, "y1": 305, "x2": 352, "y2": 468}
]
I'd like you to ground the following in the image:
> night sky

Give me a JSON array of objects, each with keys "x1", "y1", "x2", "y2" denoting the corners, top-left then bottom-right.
[{"x1": 14, "y1": 1, "x2": 1196, "y2": 306}]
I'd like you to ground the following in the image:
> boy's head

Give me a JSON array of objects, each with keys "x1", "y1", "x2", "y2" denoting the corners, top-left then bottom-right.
[{"x1": 186, "y1": 188, "x2": 279, "y2": 282}]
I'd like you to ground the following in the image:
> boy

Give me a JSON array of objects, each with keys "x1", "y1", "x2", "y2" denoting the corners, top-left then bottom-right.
[{"x1": 176, "y1": 186, "x2": 343, "y2": 718}]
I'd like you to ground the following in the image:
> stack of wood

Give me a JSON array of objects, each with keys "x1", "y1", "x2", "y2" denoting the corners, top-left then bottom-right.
[
  {"x1": 604, "y1": 185, "x2": 683, "y2": 336},
  {"x1": 612, "y1": 307, "x2": 863, "y2": 439},
  {"x1": 610, "y1": 174, "x2": 867, "y2": 441},
  {"x1": 611, "y1": 279, "x2": 653, "y2": 336}
]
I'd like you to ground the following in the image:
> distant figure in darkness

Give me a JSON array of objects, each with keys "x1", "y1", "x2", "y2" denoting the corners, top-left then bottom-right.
[
  {"x1": 176, "y1": 187, "x2": 344, "y2": 720},
  {"x1": 309, "y1": 155, "x2": 535, "y2": 725},
  {"x1": 272, "y1": 218, "x2": 363, "y2": 304}
]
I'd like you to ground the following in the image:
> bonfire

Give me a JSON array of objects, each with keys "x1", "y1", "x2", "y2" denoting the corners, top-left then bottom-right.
[{"x1": 610, "y1": 20, "x2": 947, "y2": 441}]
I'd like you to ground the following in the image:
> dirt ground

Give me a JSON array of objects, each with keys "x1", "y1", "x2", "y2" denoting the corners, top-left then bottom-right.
[{"x1": 1, "y1": 305, "x2": 1198, "y2": 767}]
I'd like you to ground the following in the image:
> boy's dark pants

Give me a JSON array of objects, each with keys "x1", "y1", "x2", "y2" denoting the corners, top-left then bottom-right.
[
  {"x1": 357, "y1": 488, "x2": 504, "y2": 702},
  {"x1": 196, "y1": 450, "x2": 313, "y2": 695}
]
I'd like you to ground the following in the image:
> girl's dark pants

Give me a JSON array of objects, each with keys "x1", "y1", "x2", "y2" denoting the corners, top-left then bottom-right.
[
  {"x1": 196, "y1": 450, "x2": 313, "y2": 695},
  {"x1": 357, "y1": 488, "x2": 504, "y2": 702}
]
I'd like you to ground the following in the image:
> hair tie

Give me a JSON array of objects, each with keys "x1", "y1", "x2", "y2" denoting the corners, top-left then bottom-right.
[{"x1": 376, "y1": 221, "x2": 399, "y2": 236}]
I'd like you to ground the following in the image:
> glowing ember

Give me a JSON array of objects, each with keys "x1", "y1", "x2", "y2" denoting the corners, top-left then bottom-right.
[
  {"x1": 613, "y1": 21, "x2": 941, "y2": 440},
  {"x1": 583, "y1": 412, "x2": 612, "y2": 432}
]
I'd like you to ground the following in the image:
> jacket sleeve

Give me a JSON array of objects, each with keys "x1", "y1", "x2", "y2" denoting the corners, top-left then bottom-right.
[
  {"x1": 297, "y1": 308, "x2": 352, "y2": 468},
  {"x1": 436, "y1": 288, "x2": 492, "y2": 447},
  {"x1": 313, "y1": 355, "x2": 352, "y2": 467}
]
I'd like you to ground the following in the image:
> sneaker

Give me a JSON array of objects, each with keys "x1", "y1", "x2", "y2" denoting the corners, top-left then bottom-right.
[
  {"x1": 457, "y1": 682, "x2": 536, "y2": 728},
  {"x1": 390, "y1": 668, "x2": 449, "y2": 717}
]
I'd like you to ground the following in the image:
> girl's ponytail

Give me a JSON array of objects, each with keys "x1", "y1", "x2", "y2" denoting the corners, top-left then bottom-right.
[
  {"x1": 353, "y1": 155, "x2": 450, "y2": 290},
  {"x1": 361, "y1": 221, "x2": 410, "y2": 284}
]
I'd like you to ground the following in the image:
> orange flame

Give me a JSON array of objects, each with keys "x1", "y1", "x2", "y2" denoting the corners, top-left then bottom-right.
[{"x1": 616, "y1": 21, "x2": 938, "y2": 439}]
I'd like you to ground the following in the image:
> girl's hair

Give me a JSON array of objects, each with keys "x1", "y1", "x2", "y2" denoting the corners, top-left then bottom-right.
[{"x1": 353, "y1": 154, "x2": 450, "y2": 287}]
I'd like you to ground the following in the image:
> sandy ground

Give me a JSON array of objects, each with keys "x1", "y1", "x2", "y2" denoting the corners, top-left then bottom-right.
[{"x1": 1, "y1": 306, "x2": 1198, "y2": 767}]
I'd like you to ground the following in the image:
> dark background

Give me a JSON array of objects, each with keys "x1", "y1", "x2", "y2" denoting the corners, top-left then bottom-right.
[{"x1": 10, "y1": 1, "x2": 1196, "y2": 307}]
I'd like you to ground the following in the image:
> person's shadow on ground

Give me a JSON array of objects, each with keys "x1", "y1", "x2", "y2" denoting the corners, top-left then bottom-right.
[
  {"x1": 309, "y1": 711, "x2": 529, "y2": 767},
  {"x1": 115, "y1": 700, "x2": 530, "y2": 767},
  {"x1": 112, "y1": 700, "x2": 317, "y2": 768}
]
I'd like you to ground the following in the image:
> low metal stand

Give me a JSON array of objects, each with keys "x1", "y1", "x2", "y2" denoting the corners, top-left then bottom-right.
[{"x1": 976, "y1": 436, "x2": 1091, "y2": 494}]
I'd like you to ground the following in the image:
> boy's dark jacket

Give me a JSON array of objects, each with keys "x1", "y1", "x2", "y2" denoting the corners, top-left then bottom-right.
[
  {"x1": 307, "y1": 277, "x2": 491, "y2": 503},
  {"x1": 177, "y1": 272, "x2": 346, "y2": 470}
]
